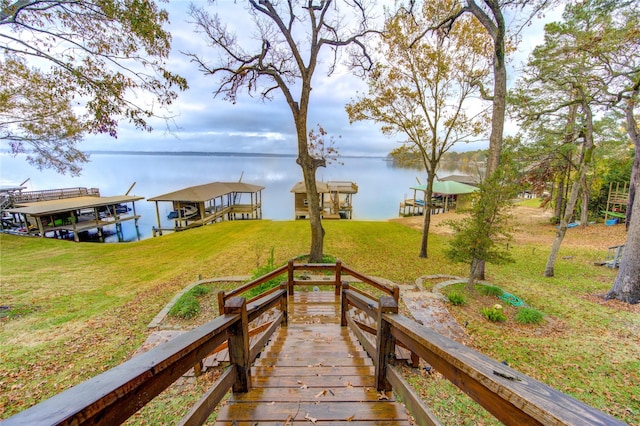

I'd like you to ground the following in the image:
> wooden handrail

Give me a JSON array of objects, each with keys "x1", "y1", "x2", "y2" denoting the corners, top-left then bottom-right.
[
  {"x1": 341, "y1": 287, "x2": 625, "y2": 426},
  {"x1": 218, "y1": 263, "x2": 288, "y2": 314},
  {"x1": 384, "y1": 313, "x2": 625, "y2": 426},
  {"x1": 218, "y1": 260, "x2": 399, "y2": 306},
  {"x1": 2, "y1": 313, "x2": 239, "y2": 425},
  {"x1": 341, "y1": 264, "x2": 398, "y2": 300}
]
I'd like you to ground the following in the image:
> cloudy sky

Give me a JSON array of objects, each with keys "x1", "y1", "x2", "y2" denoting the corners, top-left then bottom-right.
[{"x1": 77, "y1": 1, "x2": 561, "y2": 157}]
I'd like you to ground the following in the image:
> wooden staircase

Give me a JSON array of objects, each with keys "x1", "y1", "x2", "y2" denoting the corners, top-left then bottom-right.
[{"x1": 214, "y1": 291, "x2": 411, "y2": 425}]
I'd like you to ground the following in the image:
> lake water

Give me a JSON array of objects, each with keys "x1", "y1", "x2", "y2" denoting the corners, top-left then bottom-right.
[{"x1": 0, "y1": 152, "x2": 466, "y2": 242}]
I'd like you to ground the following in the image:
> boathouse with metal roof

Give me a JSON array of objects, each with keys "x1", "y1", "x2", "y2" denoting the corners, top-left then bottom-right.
[
  {"x1": 290, "y1": 180, "x2": 358, "y2": 220},
  {"x1": 3, "y1": 189, "x2": 144, "y2": 242},
  {"x1": 148, "y1": 181, "x2": 264, "y2": 236}
]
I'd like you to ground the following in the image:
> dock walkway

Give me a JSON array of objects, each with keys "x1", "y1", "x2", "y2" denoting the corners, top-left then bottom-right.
[{"x1": 214, "y1": 291, "x2": 411, "y2": 425}]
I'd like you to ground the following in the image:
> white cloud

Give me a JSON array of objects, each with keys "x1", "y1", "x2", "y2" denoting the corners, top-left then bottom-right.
[{"x1": 75, "y1": 1, "x2": 560, "y2": 157}]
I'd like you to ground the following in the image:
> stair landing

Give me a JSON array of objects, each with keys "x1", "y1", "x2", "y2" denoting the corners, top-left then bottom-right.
[{"x1": 214, "y1": 291, "x2": 411, "y2": 425}]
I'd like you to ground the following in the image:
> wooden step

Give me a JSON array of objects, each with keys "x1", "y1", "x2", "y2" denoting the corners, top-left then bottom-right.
[
  {"x1": 214, "y1": 292, "x2": 410, "y2": 425},
  {"x1": 254, "y1": 357, "x2": 374, "y2": 367},
  {"x1": 260, "y1": 350, "x2": 369, "y2": 359},
  {"x1": 252, "y1": 365, "x2": 374, "y2": 376},
  {"x1": 215, "y1": 421, "x2": 410, "y2": 425},
  {"x1": 214, "y1": 401, "x2": 409, "y2": 423},
  {"x1": 229, "y1": 386, "x2": 389, "y2": 402},
  {"x1": 251, "y1": 374, "x2": 374, "y2": 388}
]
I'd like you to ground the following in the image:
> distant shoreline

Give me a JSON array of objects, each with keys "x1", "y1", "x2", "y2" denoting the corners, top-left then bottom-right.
[
  {"x1": 1, "y1": 149, "x2": 386, "y2": 159},
  {"x1": 86, "y1": 151, "x2": 386, "y2": 159}
]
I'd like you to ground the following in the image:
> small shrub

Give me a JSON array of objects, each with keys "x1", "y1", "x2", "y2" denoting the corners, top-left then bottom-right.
[
  {"x1": 447, "y1": 291, "x2": 466, "y2": 306},
  {"x1": 515, "y1": 307, "x2": 544, "y2": 325},
  {"x1": 169, "y1": 294, "x2": 200, "y2": 319},
  {"x1": 189, "y1": 285, "x2": 211, "y2": 297},
  {"x1": 479, "y1": 285, "x2": 504, "y2": 297},
  {"x1": 481, "y1": 304, "x2": 507, "y2": 322},
  {"x1": 245, "y1": 248, "x2": 284, "y2": 299}
]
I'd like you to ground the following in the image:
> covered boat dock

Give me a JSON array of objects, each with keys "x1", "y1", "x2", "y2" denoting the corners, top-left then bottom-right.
[
  {"x1": 4, "y1": 194, "x2": 144, "y2": 242},
  {"x1": 291, "y1": 180, "x2": 358, "y2": 220},
  {"x1": 148, "y1": 181, "x2": 264, "y2": 236},
  {"x1": 400, "y1": 179, "x2": 478, "y2": 216}
]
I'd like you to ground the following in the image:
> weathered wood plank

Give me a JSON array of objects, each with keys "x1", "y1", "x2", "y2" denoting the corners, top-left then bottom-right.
[
  {"x1": 251, "y1": 374, "x2": 374, "y2": 388},
  {"x1": 346, "y1": 311, "x2": 375, "y2": 358},
  {"x1": 341, "y1": 264, "x2": 395, "y2": 296},
  {"x1": 228, "y1": 387, "x2": 388, "y2": 402},
  {"x1": 177, "y1": 366, "x2": 236, "y2": 426},
  {"x1": 254, "y1": 357, "x2": 374, "y2": 367},
  {"x1": 225, "y1": 297, "x2": 250, "y2": 393},
  {"x1": 375, "y1": 296, "x2": 398, "y2": 391},
  {"x1": 344, "y1": 289, "x2": 378, "y2": 319},
  {"x1": 2, "y1": 314, "x2": 238, "y2": 425},
  {"x1": 249, "y1": 312, "x2": 283, "y2": 363},
  {"x1": 214, "y1": 401, "x2": 408, "y2": 422},
  {"x1": 223, "y1": 263, "x2": 288, "y2": 300},
  {"x1": 251, "y1": 365, "x2": 375, "y2": 377},
  {"x1": 215, "y1": 421, "x2": 410, "y2": 425},
  {"x1": 261, "y1": 349, "x2": 369, "y2": 358},
  {"x1": 387, "y1": 365, "x2": 442, "y2": 426},
  {"x1": 386, "y1": 313, "x2": 626, "y2": 426},
  {"x1": 246, "y1": 289, "x2": 286, "y2": 322}
]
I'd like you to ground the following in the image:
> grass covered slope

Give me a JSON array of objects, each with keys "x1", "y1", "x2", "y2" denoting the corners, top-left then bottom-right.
[{"x1": 1, "y1": 219, "x2": 638, "y2": 423}]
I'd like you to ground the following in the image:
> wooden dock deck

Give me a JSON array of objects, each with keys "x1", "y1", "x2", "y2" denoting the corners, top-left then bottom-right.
[{"x1": 214, "y1": 291, "x2": 411, "y2": 425}]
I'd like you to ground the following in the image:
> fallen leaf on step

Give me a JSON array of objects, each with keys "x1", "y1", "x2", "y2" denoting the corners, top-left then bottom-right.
[
  {"x1": 300, "y1": 384, "x2": 308, "y2": 389},
  {"x1": 345, "y1": 414, "x2": 355, "y2": 421},
  {"x1": 268, "y1": 401, "x2": 275, "y2": 405},
  {"x1": 305, "y1": 413, "x2": 317, "y2": 424},
  {"x1": 284, "y1": 414, "x2": 293, "y2": 425},
  {"x1": 377, "y1": 392, "x2": 389, "y2": 400},
  {"x1": 314, "y1": 389, "x2": 327, "y2": 398}
]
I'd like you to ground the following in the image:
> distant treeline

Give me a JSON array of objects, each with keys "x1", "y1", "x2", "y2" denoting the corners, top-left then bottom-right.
[{"x1": 386, "y1": 145, "x2": 488, "y2": 168}]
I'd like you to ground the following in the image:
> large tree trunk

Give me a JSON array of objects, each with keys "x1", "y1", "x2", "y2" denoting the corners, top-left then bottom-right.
[
  {"x1": 545, "y1": 102, "x2": 593, "y2": 277},
  {"x1": 294, "y1": 111, "x2": 324, "y2": 262},
  {"x1": 544, "y1": 181, "x2": 579, "y2": 277},
  {"x1": 467, "y1": 257, "x2": 482, "y2": 291},
  {"x1": 300, "y1": 160, "x2": 324, "y2": 262},
  {"x1": 624, "y1": 101, "x2": 639, "y2": 230},
  {"x1": 419, "y1": 170, "x2": 437, "y2": 258},
  {"x1": 606, "y1": 179, "x2": 640, "y2": 304},
  {"x1": 470, "y1": 8, "x2": 507, "y2": 282}
]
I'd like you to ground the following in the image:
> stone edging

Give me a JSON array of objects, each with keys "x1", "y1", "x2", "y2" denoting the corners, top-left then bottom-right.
[{"x1": 416, "y1": 274, "x2": 493, "y2": 301}]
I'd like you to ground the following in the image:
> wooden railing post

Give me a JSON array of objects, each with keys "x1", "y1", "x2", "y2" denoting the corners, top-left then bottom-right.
[
  {"x1": 217, "y1": 290, "x2": 226, "y2": 316},
  {"x1": 334, "y1": 260, "x2": 342, "y2": 296},
  {"x1": 340, "y1": 281, "x2": 350, "y2": 327},
  {"x1": 392, "y1": 285, "x2": 400, "y2": 303},
  {"x1": 375, "y1": 296, "x2": 398, "y2": 391},
  {"x1": 279, "y1": 282, "x2": 288, "y2": 325},
  {"x1": 224, "y1": 297, "x2": 250, "y2": 393},
  {"x1": 287, "y1": 259, "x2": 294, "y2": 297}
]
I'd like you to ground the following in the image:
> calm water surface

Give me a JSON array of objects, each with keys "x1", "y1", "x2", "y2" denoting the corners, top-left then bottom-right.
[{"x1": 1, "y1": 153, "x2": 464, "y2": 242}]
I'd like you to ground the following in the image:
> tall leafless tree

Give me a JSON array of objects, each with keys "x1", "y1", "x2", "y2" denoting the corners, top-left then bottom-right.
[{"x1": 185, "y1": 1, "x2": 376, "y2": 262}]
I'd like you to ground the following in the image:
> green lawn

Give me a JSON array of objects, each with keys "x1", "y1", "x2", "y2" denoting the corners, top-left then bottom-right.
[{"x1": 0, "y1": 220, "x2": 638, "y2": 423}]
